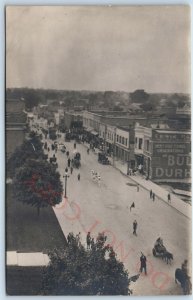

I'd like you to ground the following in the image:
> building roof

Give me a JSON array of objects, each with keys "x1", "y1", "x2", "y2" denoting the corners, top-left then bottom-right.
[{"x1": 155, "y1": 130, "x2": 191, "y2": 134}]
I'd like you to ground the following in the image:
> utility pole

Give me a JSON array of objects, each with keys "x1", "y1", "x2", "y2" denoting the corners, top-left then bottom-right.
[
  {"x1": 63, "y1": 169, "x2": 69, "y2": 198},
  {"x1": 113, "y1": 127, "x2": 116, "y2": 166}
]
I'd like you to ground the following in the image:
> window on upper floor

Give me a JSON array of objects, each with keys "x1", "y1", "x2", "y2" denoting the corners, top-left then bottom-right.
[
  {"x1": 146, "y1": 140, "x2": 149, "y2": 151},
  {"x1": 119, "y1": 136, "x2": 121, "y2": 143},
  {"x1": 122, "y1": 137, "x2": 124, "y2": 145},
  {"x1": 125, "y1": 138, "x2": 128, "y2": 146},
  {"x1": 139, "y1": 138, "x2": 143, "y2": 149},
  {"x1": 117, "y1": 135, "x2": 119, "y2": 142},
  {"x1": 135, "y1": 137, "x2": 137, "y2": 147}
]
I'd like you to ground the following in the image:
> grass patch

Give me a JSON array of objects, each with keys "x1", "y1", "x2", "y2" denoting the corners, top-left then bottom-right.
[{"x1": 6, "y1": 183, "x2": 67, "y2": 253}]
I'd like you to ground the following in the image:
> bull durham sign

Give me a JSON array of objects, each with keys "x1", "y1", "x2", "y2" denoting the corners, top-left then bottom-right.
[{"x1": 151, "y1": 131, "x2": 191, "y2": 181}]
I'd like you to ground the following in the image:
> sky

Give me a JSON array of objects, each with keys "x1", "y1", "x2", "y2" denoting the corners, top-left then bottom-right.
[{"x1": 6, "y1": 6, "x2": 190, "y2": 93}]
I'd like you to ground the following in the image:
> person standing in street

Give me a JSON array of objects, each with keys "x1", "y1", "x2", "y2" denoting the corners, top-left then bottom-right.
[
  {"x1": 133, "y1": 220, "x2": 138, "y2": 235},
  {"x1": 152, "y1": 193, "x2": 155, "y2": 201},
  {"x1": 76, "y1": 232, "x2": 81, "y2": 246},
  {"x1": 140, "y1": 253, "x2": 147, "y2": 275},
  {"x1": 70, "y1": 166, "x2": 73, "y2": 174},
  {"x1": 86, "y1": 232, "x2": 91, "y2": 249},
  {"x1": 168, "y1": 193, "x2": 171, "y2": 203},
  {"x1": 130, "y1": 202, "x2": 135, "y2": 212},
  {"x1": 68, "y1": 158, "x2": 71, "y2": 168},
  {"x1": 77, "y1": 173, "x2": 80, "y2": 181},
  {"x1": 150, "y1": 189, "x2": 153, "y2": 199}
]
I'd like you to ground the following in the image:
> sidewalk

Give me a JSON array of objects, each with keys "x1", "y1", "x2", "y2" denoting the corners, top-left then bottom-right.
[{"x1": 109, "y1": 158, "x2": 191, "y2": 220}]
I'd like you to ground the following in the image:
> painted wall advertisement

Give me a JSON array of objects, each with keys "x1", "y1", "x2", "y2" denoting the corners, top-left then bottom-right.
[{"x1": 151, "y1": 132, "x2": 191, "y2": 180}]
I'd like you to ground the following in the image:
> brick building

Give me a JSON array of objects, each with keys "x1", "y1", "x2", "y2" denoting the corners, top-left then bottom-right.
[
  {"x1": 6, "y1": 99, "x2": 27, "y2": 159},
  {"x1": 134, "y1": 124, "x2": 191, "y2": 182}
]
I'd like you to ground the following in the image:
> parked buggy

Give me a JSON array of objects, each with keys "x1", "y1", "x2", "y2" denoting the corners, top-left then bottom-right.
[
  {"x1": 65, "y1": 133, "x2": 71, "y2": 142},
  {"x1": 72, "y1": 152, "x2": 81, "y2": 168},
  {"x1": 98, "y1": 152, "x2": 110, "y2": 165}
]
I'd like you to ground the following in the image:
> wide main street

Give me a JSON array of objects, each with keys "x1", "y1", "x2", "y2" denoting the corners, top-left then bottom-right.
[{"x1": 41, "y1": 130, "x2": 191, "y2": 296}]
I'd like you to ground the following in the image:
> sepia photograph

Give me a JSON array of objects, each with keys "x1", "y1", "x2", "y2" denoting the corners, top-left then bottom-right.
[{"x1": 5, "y1": 5, "x2": 191, "y2": 296}]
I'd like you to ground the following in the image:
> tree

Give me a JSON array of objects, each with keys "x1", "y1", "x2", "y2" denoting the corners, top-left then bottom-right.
[
  {"x1": 7, "y1": 135, "x2": 44, "y2": 177},
  {"x1": 13, "y1": 159, "x2": 63, "y2": 216},
  {"x1": 41, "y1": 233, "x2": 139, "y2": 295},
  {"x1": 140, "y1": 101, "x2": 156, "y2": 112},
  {"x1": 130, "y1": 89, "x2": 149, "y2": 103},
  {"x1": 166, "y1": 93, "x2": 190, "y2": 108},
  {"x1": 24, "y1": 89, "x2": 42, "y2": 110}
]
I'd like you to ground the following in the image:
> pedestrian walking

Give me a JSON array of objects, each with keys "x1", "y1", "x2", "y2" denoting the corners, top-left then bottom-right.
[
  {"x1": 150, "y1": 189, "x2": 153, "y2": 198},
  {"x1": 66, "y1": 151, "x2": 69, "y2": 157},
  {"x1": 70, "y1": 166, "x2": 73, "y2": 174},
  {"x1": 47, "y1": 147, "x2": 50, "y2": 152},
  {"x1": 68, "y1": 158, "x2": 71, "y2": 168},
  {"x1": 130, "y1": 202, "x2": 135, "y2": 212},
  {"x1": 167, "y1": 193, "x2": 171, "y2": 203},
  {"x1": 91, "y1": 237, "x2": 95, "y2": 249},
  {"x1": 133, "y1": 220, "x2": 138, "y2": 235},
  {"x1": 137, "y1": 184, "x2": 139, "y2": 192},
  {"x1": 98, "y1": 175, "x2": 101, "y2": 186},
  {"x1": 65, "y1": 167, "x2": 68, "y2": 174},
  {"x1": 86, "y1": 232, "x2": 91, "y2": 249},
  {"x1": 74, "y1": 142, "x2": 76, "y2": 149},
  {"x1": 67, "y1": 232, "x2": 73, "y2": 244},
  {"x1": 140, "y1": 253, "x2": 147, "y2": 275},
  {"x1": 152, "y1": 193, "x2": 155, "y2": 201},
  {"x1": 77, "y1": 173, "x2": 80, "y2": 181},
  {"x1": 87, "y1": 148, "x2": 90, "y2": 154}
]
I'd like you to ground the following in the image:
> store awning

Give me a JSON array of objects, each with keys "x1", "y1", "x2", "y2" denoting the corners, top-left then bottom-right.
[
  {"x1": 91, "y1": 130, "x2": 99, "y2": 136},
  {"x1": 85, "y1": 127, "x2": 93, "y2": 132}
]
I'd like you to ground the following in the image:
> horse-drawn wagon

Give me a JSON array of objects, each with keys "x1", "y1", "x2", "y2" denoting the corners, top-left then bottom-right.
[{"x1": 152, "y1": 237, "x2": 173, "y2": 264}]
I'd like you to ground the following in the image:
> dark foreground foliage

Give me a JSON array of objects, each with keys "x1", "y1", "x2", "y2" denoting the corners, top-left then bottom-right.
[{"x1": 41, "y1": 233, "x2": 139, "y2": 295}]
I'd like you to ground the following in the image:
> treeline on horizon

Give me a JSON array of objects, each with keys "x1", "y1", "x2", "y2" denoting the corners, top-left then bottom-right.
[{"x1": 6, "y1": 87, "x2": 190, "y2": 111}]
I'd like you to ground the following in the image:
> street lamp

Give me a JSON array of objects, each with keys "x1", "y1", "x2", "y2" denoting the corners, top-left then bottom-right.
[{"x1": 63, "y1": 169, "x2": 70, "y2": 198}]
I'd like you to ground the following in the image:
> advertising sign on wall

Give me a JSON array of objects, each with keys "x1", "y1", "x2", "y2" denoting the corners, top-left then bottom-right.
[{"x1": 151, "y1": 131, "x2": 191, "y2": 181}]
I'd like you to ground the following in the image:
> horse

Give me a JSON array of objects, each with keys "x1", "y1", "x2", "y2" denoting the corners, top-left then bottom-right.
[
  {"x1": 175, "y1": 268, "x2": 192, "y2": 295},
  {"x1": 161, "y1": 251, "x2": 173, "y2": 264}
]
